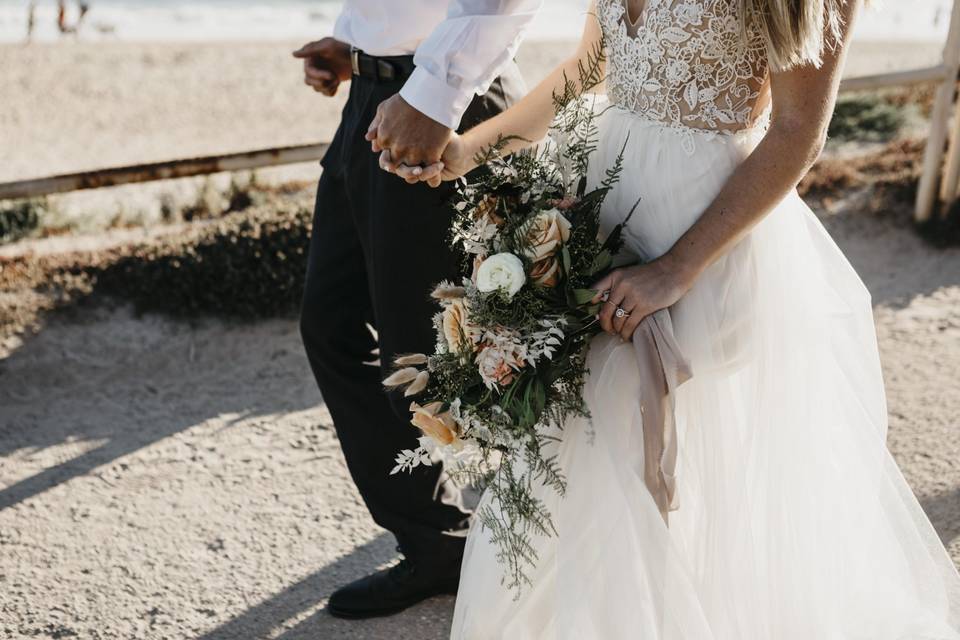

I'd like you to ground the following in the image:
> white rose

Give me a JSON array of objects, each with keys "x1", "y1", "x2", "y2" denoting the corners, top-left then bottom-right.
[{"x1": 475, "y1": 252, "x2": 526, "y2": 298}]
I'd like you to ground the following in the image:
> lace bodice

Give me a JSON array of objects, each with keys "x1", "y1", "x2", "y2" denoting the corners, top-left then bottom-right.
[{"x1": 598, "y1": 0, "x2": 771, "y2": 151}]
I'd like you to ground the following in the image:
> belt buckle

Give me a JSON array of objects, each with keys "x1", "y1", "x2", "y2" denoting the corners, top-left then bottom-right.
[
  {"x1": 376, "y1": 59, "x2": 395, "y2": 81},
  {"x1": 350, "y1": 47, "x2": 360, "y2": 76}
]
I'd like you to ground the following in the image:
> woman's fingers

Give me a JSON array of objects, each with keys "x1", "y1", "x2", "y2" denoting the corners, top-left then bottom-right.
[
  {"x1": 393, "y1": 161, "x2": 444, "y2": 183},
  {"x1": 591, "y1": 273, "x2": 615, "y2": 304},
  {"x1": 592, "y1": 273, "x2": 617, "y2": 333},
  {"x1": 611, "y1": 295, "x2": 632, "y2": 336},
  {"x1": 394, "y1": 164, "x2": 423, "y2": 182},
  {"x1": 378, "y1": 149, "x2": 396, "y2": 173},
  {"x1": 393, "y1": 163, "x2": 427, "y2": 180},
  {"x1": 598, "y1": 294, "x2": 623, "y2": 335},
  {"x1": 416, "y1": 162, "x2": 444, "y2": 182},
  {"x1": 595, "y1": 273, "x2": 623, "y2": 333},
  {"x1": 619, "y1": 312, "x2": 642, "y2": 342}
]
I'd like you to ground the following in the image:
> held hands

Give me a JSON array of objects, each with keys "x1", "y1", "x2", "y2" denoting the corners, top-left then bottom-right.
[
  {"x1": 377, "y1": 132, "x2": 475, "y2": 187},
  {"x1": 366, "y1": 95, "x2": 453, "y2": 182},
  {"x1": 590, "y1": 258, "x2": 694, "y2": 341},
  {"x1": 366, "y1": 96, "x2": 471, "y2": 187},
  {"x1": 292, "y1": 38, "x2": 352, "y2": 97}
]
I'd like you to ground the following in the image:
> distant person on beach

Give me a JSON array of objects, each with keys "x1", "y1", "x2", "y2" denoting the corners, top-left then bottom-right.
[
  {"x1": 57, "y1": 0, "x2": 90, "y2": 34},
  {"x1": 26, "y1": 1, "x2": 36, "y2": 40},
  {"x1": 27, "y1": 0, "x2": 89, "y2": 39}
]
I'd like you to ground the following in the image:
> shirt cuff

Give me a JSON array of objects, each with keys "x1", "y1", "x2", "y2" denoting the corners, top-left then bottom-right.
[{"x1": 399, "y1": 67, "x2": 475, "y2": 130}]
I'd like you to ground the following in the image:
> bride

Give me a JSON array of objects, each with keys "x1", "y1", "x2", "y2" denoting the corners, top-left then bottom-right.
[{"x1": 377, "y1": 0, "x2": 960, "y2": 637}]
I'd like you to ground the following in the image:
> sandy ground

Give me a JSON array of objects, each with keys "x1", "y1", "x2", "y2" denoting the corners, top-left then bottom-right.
[
  {"x1": 0, "y1": 38, "x2": 958, "y2": 639},
  {"x1": 0, "y1": 212, "x2": 958, "y2": 640},
  {"x1": 0, "y1": 39, "x2": 941, "y2": 183}
]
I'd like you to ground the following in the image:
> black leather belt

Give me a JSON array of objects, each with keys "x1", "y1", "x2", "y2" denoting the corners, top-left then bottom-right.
[{"x1": 350, "y1": 48, "x2": 416, "y2": 83}]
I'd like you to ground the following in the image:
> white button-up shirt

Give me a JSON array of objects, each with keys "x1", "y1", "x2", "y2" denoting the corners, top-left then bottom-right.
[{"x1": 333, "y1": 0, "x2": 541, "y2": 128}]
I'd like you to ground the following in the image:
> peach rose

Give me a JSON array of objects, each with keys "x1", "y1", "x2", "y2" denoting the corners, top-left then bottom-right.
[
  {"x1": 476, "y1": 343, "x2": 523, "y2": 388},
  {"x1": 522, "y1": 209, "x2": 572, "y2": 287},
  {"x1": 529, "y1": 256, "x2": 562, "y2": 288},
  {"x1": 410, "y1": 401, "x2": 460, "y2": 446},
  {"x1": 442, "y1": 299, "x2": 477, "y2": 354}
]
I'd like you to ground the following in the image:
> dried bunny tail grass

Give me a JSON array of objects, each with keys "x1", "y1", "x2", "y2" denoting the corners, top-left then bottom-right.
[
  {"x1": 394, "y1": 353, "x2": 429, "y2": 366},
  {"x1": 431, "y1": 282, "x2": 467, "y2": 300},
  {"x1": 382, "y1": 367, "x2": 420, "y2": 389},
  {"x1": 404, "y1": 371, "x2": 431, "y2": 397}
]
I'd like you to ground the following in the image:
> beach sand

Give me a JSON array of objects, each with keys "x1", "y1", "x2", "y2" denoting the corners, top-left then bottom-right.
[
  {"x1": 0, "y1": 38, "x2": 958, "y2": 639},
  {"x1": 0, "y1": 38, "x2": 943, "y2": 184},
  {"x1": 0, "y1": 38, "x2": 944, "y2": 230}
]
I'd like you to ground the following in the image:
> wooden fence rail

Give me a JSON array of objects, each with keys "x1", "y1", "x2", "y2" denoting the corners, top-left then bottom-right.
[{"x1": 0, "y1": 143, "x2": 329, "y2": 201}]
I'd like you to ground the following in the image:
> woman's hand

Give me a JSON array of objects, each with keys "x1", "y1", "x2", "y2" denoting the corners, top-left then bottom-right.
[
  {"x1": 379, "y1": 133, "x2": 477, "y2": 187},
  {"x1": 591, "y1": 257, "x2": 695, "y2": 341}
]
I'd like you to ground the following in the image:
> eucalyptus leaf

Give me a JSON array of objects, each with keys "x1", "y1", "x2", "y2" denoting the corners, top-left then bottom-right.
[
  {"x1": 591, "y1": 249, "x2": 613, "y2": 274},
  {"x1": 572, "y1": 288, "x2": 599, "y2": 305}
]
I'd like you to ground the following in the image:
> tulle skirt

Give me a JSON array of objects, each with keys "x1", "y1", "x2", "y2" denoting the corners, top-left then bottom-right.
[{"x1": 450, "y1": 106, "x2": 960, "y2": 639}]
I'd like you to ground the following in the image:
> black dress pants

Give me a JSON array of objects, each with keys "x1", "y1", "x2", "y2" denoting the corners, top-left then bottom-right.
[{"x1": 300, "y1": 63, "x2": 524, "y2": 570}]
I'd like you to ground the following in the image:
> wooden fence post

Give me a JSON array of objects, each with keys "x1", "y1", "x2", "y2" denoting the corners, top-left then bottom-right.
[
  {"x1": 916, "y1": 0, "x2": 960, "y2": 223},
  {"x1": 940, "y1": 80, "x2": 960, "y2": 205}
]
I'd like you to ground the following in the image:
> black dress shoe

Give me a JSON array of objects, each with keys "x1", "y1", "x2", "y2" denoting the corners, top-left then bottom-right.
[{"x1": 327, "y1": 556, "x2": 461, "y2": 619}]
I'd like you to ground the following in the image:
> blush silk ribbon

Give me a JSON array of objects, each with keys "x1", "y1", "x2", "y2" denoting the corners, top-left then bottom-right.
[{"x1": 632, "y1": 308, "x2": 693, "y2": 523}]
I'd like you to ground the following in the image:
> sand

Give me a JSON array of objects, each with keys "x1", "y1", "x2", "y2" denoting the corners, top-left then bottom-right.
[
  {"x1": 0, "y1": 38, "x2": 943, "y2": 184},
  {"x1": 0, "y1": 37, "x2": 944, "y2": 233},
  {"x1": 0, "y1": 38, "x2": 958, "y2": 639}
]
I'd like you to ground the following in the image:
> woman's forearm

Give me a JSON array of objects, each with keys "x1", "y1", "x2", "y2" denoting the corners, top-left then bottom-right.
[
  {"x1": 461, "y1": 5, "x2": 604, "y2": 162},
  {"x1": 463, "y1": 58, "x2": 595, "y2": 158},
  {"x1": 662, "y1": 1, "x2": 858, "y2": 289}
]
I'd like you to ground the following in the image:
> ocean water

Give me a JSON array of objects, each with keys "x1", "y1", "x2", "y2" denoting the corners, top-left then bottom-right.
[{"x1": 0, "y1": 0, "x2": 950, "y2": 44}]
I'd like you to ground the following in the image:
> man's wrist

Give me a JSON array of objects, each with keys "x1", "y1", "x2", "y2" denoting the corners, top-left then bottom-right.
[{"x1": 399, "y1": 68, "x2": 473, "y2": 130}]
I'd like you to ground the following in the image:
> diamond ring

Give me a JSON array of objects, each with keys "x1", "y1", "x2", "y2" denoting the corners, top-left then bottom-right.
[{"x1": 615, "y1": 307, "x2": 630, "y2": 318}]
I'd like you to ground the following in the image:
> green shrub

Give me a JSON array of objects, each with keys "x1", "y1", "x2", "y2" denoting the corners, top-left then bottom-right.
[
  {"x1": 181, "y1": 173, "x2": 266, "y2": 222},
  {"x1": 829, "y1": 95, "x2": 906, "y2": 142},
  {"x1": 0, "y1": 199, "x2": 44, "y2": 244},
  {"x1": 93, "y1": 204, "x2": 312, "y2": 318}
]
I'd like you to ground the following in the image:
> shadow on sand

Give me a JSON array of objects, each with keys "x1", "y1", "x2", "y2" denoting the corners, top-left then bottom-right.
[
  {"x1": 0, "y1": 303, "x2": 319, "y2": 512},
  {"x1": 197, "y1": 532, "x2": 455, "y2": 640}
]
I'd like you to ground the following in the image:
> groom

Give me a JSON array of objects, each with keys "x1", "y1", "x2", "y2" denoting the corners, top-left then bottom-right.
[{"x1": 295, "y1": 0, "x2": 539, "y2": 619}]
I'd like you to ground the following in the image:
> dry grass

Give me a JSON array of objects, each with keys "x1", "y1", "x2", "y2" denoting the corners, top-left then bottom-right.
[{"x1": 800, "y1": 138, "x2": 924, "y2": 207}]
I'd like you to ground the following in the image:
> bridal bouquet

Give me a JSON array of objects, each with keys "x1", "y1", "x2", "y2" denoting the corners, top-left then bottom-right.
[{"x1": 385, "y1": 49, "x2": 632, "y2": 589}]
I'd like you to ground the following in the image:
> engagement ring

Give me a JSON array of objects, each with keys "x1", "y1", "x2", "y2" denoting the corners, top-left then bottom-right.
[{"x1": 615, "y1": 307, "x2": 630, "y2": 318}]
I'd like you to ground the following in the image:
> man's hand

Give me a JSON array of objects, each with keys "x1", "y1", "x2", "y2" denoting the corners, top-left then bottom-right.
[
  {"x1": 366, "y1": 94, "x2": 453, "y2": 168},
  {"x1": 292, "y1": 38, "x2": 352, "y2": 97}
]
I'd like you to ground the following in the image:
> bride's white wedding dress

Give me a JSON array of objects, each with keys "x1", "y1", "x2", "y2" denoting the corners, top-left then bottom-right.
[{"x1": 450, "y1": 0, "x2": 960, "y2": 638}]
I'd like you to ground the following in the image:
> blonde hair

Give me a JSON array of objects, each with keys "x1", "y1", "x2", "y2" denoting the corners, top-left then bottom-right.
[{"x1": 741, "y1": 0, "x2": 847, "y2": 72}]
